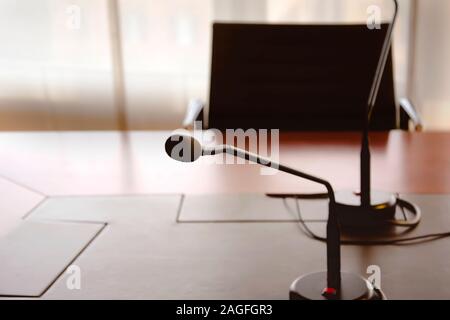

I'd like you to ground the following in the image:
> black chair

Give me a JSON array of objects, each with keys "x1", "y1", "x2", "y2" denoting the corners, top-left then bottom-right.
[{"x1": 184, "y1": 23, "x2": 421, "y2": 131}]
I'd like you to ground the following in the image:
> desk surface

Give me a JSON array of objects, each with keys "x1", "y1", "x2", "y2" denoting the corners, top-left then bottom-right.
[
  {"x1": 0, "y1": 130, "x2": 448, "y2": 196},
  {"x1": 0, "y1": 130, "x2": 450, "y2": 299}
]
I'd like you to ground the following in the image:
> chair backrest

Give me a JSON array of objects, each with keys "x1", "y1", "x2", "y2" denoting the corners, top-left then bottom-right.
[{"x1": 208, "y1": 23, "x2": 401, "y2": 132}]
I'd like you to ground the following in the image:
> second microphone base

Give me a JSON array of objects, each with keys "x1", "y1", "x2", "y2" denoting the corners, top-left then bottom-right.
[
  {"x1": 289, "y1": 272, "x2": 385, "y2": 300},
  {"x1": 334, "y1": 190, "x2": 397, "y2": 228}
]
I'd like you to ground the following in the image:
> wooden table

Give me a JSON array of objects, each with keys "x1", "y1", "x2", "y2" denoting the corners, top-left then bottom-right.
[
  {"x1": 0, "y1": 130, "x2": 448, "y2": 196},
  {"x1": 1, "y1": 130, "x2": 450, "y2": 300}
]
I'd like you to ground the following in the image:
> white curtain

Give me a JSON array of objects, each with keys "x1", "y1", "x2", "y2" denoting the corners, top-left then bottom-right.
[
  {"x1": 0, "y1": 0, "x2": 115, "y2": 130},
  {"x1": 118, "y1": 0, "x2": 213, "y2": 130},
  {"x1": 412, "y1": 0, "x2": 450, "y2": 130},
  {"x1": 0, "y1": 0, "x2": 439, "y2": 130}
]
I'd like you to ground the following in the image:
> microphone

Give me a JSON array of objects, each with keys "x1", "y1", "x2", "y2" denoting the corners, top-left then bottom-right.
[
  {"x1": 165, "y1": 133, "x2": 203, "y2": 163},
  {"x1": 333, "y1": 0, "x2": 420, "y2": 231},
  {"x1": 165, "y1": 134, "x2": 383, "y2": 300},
  {"x1": 165, "y1": 134, "x2": 336, "y2": 201}
]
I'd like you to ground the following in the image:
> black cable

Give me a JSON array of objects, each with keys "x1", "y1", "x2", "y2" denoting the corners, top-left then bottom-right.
[
  {"x1": 291, "y1": 196, "x2": 450, "y2": 246},
  {"x1": 397, "y1": 193, "x2": 408, "y2": 222}
]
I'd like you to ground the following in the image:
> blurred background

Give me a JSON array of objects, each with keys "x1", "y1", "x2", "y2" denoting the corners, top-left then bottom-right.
[{"x1": 0, "y1": 0, "x2": 448, "y2": 131}]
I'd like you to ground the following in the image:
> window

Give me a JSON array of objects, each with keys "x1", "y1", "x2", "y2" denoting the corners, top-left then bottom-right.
[{"x1": 0, "y1": 0, "x2": 446, "y2": 130}]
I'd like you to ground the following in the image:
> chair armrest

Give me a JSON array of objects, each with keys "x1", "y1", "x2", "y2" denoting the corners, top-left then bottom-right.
[
  {"x1": 183, "y1": 99, "x2": 205, "y2": 129},
  {"x1": 399, "y1": 98, "x2": 423, "y2": 131}
]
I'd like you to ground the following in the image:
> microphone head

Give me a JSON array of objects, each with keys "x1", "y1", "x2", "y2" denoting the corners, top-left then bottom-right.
[{"x1": 165, "y1": 134, "x2": 203, "y2": 163}]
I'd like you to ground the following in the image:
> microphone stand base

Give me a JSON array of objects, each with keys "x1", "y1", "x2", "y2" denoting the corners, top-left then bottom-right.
[
  {"x1": 289, "y1": 272, "x2": 385, "y2": 300},
  {"x1": 334, "y1": 190, "x2": 397, "y2": 228}
]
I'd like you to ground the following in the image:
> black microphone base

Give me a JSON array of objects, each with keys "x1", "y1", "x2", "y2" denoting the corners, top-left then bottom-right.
[
  {"x1": 289, "y1": 272, "x2": 385, "y2": 300},
  {"x1": 334, "y1": 190, "x2": 397, "y2": 228}
]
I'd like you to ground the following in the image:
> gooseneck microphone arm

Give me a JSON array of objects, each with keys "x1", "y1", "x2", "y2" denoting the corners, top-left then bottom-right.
[
  {"x1": 367, "y1": 0, "x2": 399, "y2": 119},
  {"x1": 361, "y1": 0, "x2": 399, "y2": 208},
  {"x1": 204, "y1": 144, "x2": 341, "y2": 293},
  {"x1": 205, "y1": 145, "x2": 335, "y2": 200}
]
